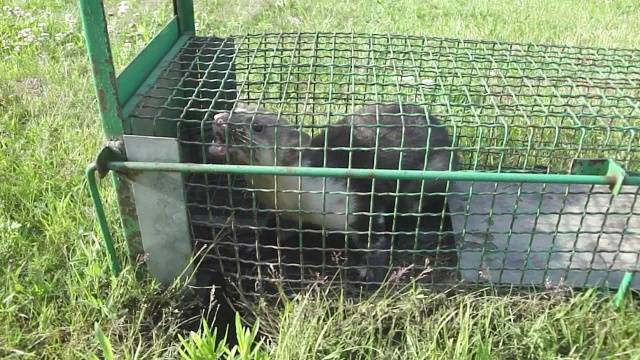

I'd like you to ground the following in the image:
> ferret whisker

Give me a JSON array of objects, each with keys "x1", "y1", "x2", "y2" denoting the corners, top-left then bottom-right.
[{"x1": 234, "y1": 132, "x2": 260, "y2": 146}]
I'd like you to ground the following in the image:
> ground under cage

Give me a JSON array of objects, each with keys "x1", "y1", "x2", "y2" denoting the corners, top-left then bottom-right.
[{"x1": 81, "y1": 1, "x2": 640, "y2": 304}]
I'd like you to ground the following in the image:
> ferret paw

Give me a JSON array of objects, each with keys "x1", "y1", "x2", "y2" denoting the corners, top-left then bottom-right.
[{"x1": 357, "y1": 267, "x2": 387, "y2": 288}]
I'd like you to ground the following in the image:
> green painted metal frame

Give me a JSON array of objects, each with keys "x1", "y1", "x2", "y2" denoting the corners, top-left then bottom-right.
[
  {"x1": 571, "y1": 159, "x2": 628, "y2": 195},
  {"x1": 106, "y1": 162, "x2": 640, "y2": 186},
  {"x1": 86, "y1": 164, "x2": 120, "y2": 274},
  {"x1": 120, "y1": 34, "x2": 192, "y2": 119},
  {"x1": 80, "y1": 0, "x2": 195, "y2": 122},
  {"x1": 78, "y1": 0, "x2": 124, "y2": 138},
  {"x1": 116, "y1": 17, "x2": 181, "y2": 108},
  {"x1": 79, "y1": 0, "x2": 637, "y2": 303},
  {"x1": 79, "y1": 0, "x2": 196, "y2": 274},
  {"x1": 104, "y1": 161, "x2": 640, "y2": 299}
]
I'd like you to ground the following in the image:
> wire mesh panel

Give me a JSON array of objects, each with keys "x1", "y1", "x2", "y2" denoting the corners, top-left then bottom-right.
[{"x1": 125, "y1": 33, "x2": 640, "y2": 299}]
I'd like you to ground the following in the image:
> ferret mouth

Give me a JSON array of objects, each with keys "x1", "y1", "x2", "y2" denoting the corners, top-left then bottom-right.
[
  {"x1": 207, "y1": 129, "x2": 250, "y2": 160},
  {"x1": 209, "y1": 143, "x2": 227, "y2": 157},
  {"x1": 207, "y1": 119, "x2": 257, "y2": 161},
  {"x1": 208, "y1": 112, "x2": 233, "y2": 159},
  {"x1": 208, "y1": 133, "x2": 229, "y2": 159}
]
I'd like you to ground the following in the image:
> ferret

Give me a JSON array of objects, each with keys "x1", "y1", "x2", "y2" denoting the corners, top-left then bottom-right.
[{"x1": 207, "y1": 103, "x2": 458, "y2": 285}]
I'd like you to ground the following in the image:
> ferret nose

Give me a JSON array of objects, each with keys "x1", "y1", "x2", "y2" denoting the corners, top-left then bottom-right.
[{"x1": 213, "y1": 112, "x2": 228, "y2": 127}]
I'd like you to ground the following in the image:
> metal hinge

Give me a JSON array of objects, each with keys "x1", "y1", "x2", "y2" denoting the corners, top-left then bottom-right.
[{"x1": 95, "y1": 140, "x2": 127, "y2": 178}]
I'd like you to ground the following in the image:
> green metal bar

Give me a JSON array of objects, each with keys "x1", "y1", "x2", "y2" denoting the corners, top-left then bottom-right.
[
  {"x1": 571, "y1": 159, "x2": 628, "y2": 195},
  {"x1": 613, "y1": 272, "x2": 635, "y2": 307},
  {"x1": 173, "y1": 0, "x2": 195, "y2": 34},
  {"x1": 79, "y1": 1, "x2": 139, "y2": 274},
  {"x1": 120, "y1": 34, "x2": 192, "y2": 119},
  {"x1": 78, "y1": 0, "x2": 124, "y2": 138},
  {"x1": 613, "y1": 272, "x2": 635, "y2": 308},
  {"x1": 85, "y1": 164, "x2": 121, "y2": 275},
  {"x1": 116, "y1": 17, "x2": 180, "y2": 107},
  {"x1": 107, "y1": 161, "x2": 640, "y2": 185}
]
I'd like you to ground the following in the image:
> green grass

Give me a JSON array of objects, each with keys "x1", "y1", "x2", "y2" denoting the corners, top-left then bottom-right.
[
  {"x1": 1, "y1": 0, "x2": 640, "y2": 358},
  {"x1": 174, "y1": 285, "x2": 640, "y2": 359},
  {"x1": 255, "y1": 286, "x2": 640, "y2": 359}
]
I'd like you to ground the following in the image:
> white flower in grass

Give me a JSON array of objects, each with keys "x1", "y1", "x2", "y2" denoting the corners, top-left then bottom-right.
[
  {"x1": 64, "y1": 13, "x2": 76, "y2": 28},
  {"x1": 117, "y1": 1, "x2": 129, "y2": 17},
  {"x1": 5, "y1": 6, "x2": 26, "y2": 18},
  {"x1": 17, "y1": 28, "x2": 36, "y2": 44},
  {"x1": 1, "y1": 219, "x2": 22, "y2": 231}
]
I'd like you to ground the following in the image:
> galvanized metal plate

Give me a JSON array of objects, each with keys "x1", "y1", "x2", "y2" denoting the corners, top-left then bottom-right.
[
  {"x1": 449, "y1": 181, "x2": 640, "y2": 289},
  {"x1": 123, "y1": 135, "x2": 194, "y2": 285}
]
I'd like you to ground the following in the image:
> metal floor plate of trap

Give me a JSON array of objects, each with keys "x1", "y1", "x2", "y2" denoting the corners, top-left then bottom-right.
[
  {"x1": 449, "y1": 182, "x2": 640, "y2": 288},
  {"x1": 112, "y1": 32, "x2": 640, "y2": 298}
]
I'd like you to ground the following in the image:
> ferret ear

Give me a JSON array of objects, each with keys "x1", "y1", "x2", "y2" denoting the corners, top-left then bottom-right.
[
  {"x1": 234, "y1": 102, "x2": 257, "y2": 113},
  {"x1": 289, "y1": 123, "x2": 311, "y2": 144}
]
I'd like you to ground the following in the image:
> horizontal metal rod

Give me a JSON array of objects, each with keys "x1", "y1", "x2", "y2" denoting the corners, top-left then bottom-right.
[{"x1": 107, "y1": 161, "x2": 640, "y2": 186}]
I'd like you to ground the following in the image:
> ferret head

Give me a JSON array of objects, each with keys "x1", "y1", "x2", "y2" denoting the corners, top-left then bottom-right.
[{"x1": 208, "y1": 105, "x2": 311, "y2": 166}]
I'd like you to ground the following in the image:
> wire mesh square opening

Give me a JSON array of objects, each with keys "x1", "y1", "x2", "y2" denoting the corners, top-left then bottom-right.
[{"x1": 124, "y1": 33, "x2": 640, "y2": 300}]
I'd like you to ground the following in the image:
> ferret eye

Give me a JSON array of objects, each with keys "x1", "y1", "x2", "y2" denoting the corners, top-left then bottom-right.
[{"x1": 251, "y1": 123, "x2": 264, "y2": 132}]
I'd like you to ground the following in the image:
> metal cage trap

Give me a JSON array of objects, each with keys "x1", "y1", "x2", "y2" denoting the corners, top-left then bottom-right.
[{"x1": 81, "y1": 1, "x2": 640, "y2": 302}]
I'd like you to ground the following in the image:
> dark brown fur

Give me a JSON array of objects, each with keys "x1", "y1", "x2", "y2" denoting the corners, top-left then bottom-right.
[
  {"x1": 304, "y1": 104, "x2": 458, "y2": 283},
  {"x1": 209, "y1": 103, "x2": 459, "y2": 285}
]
